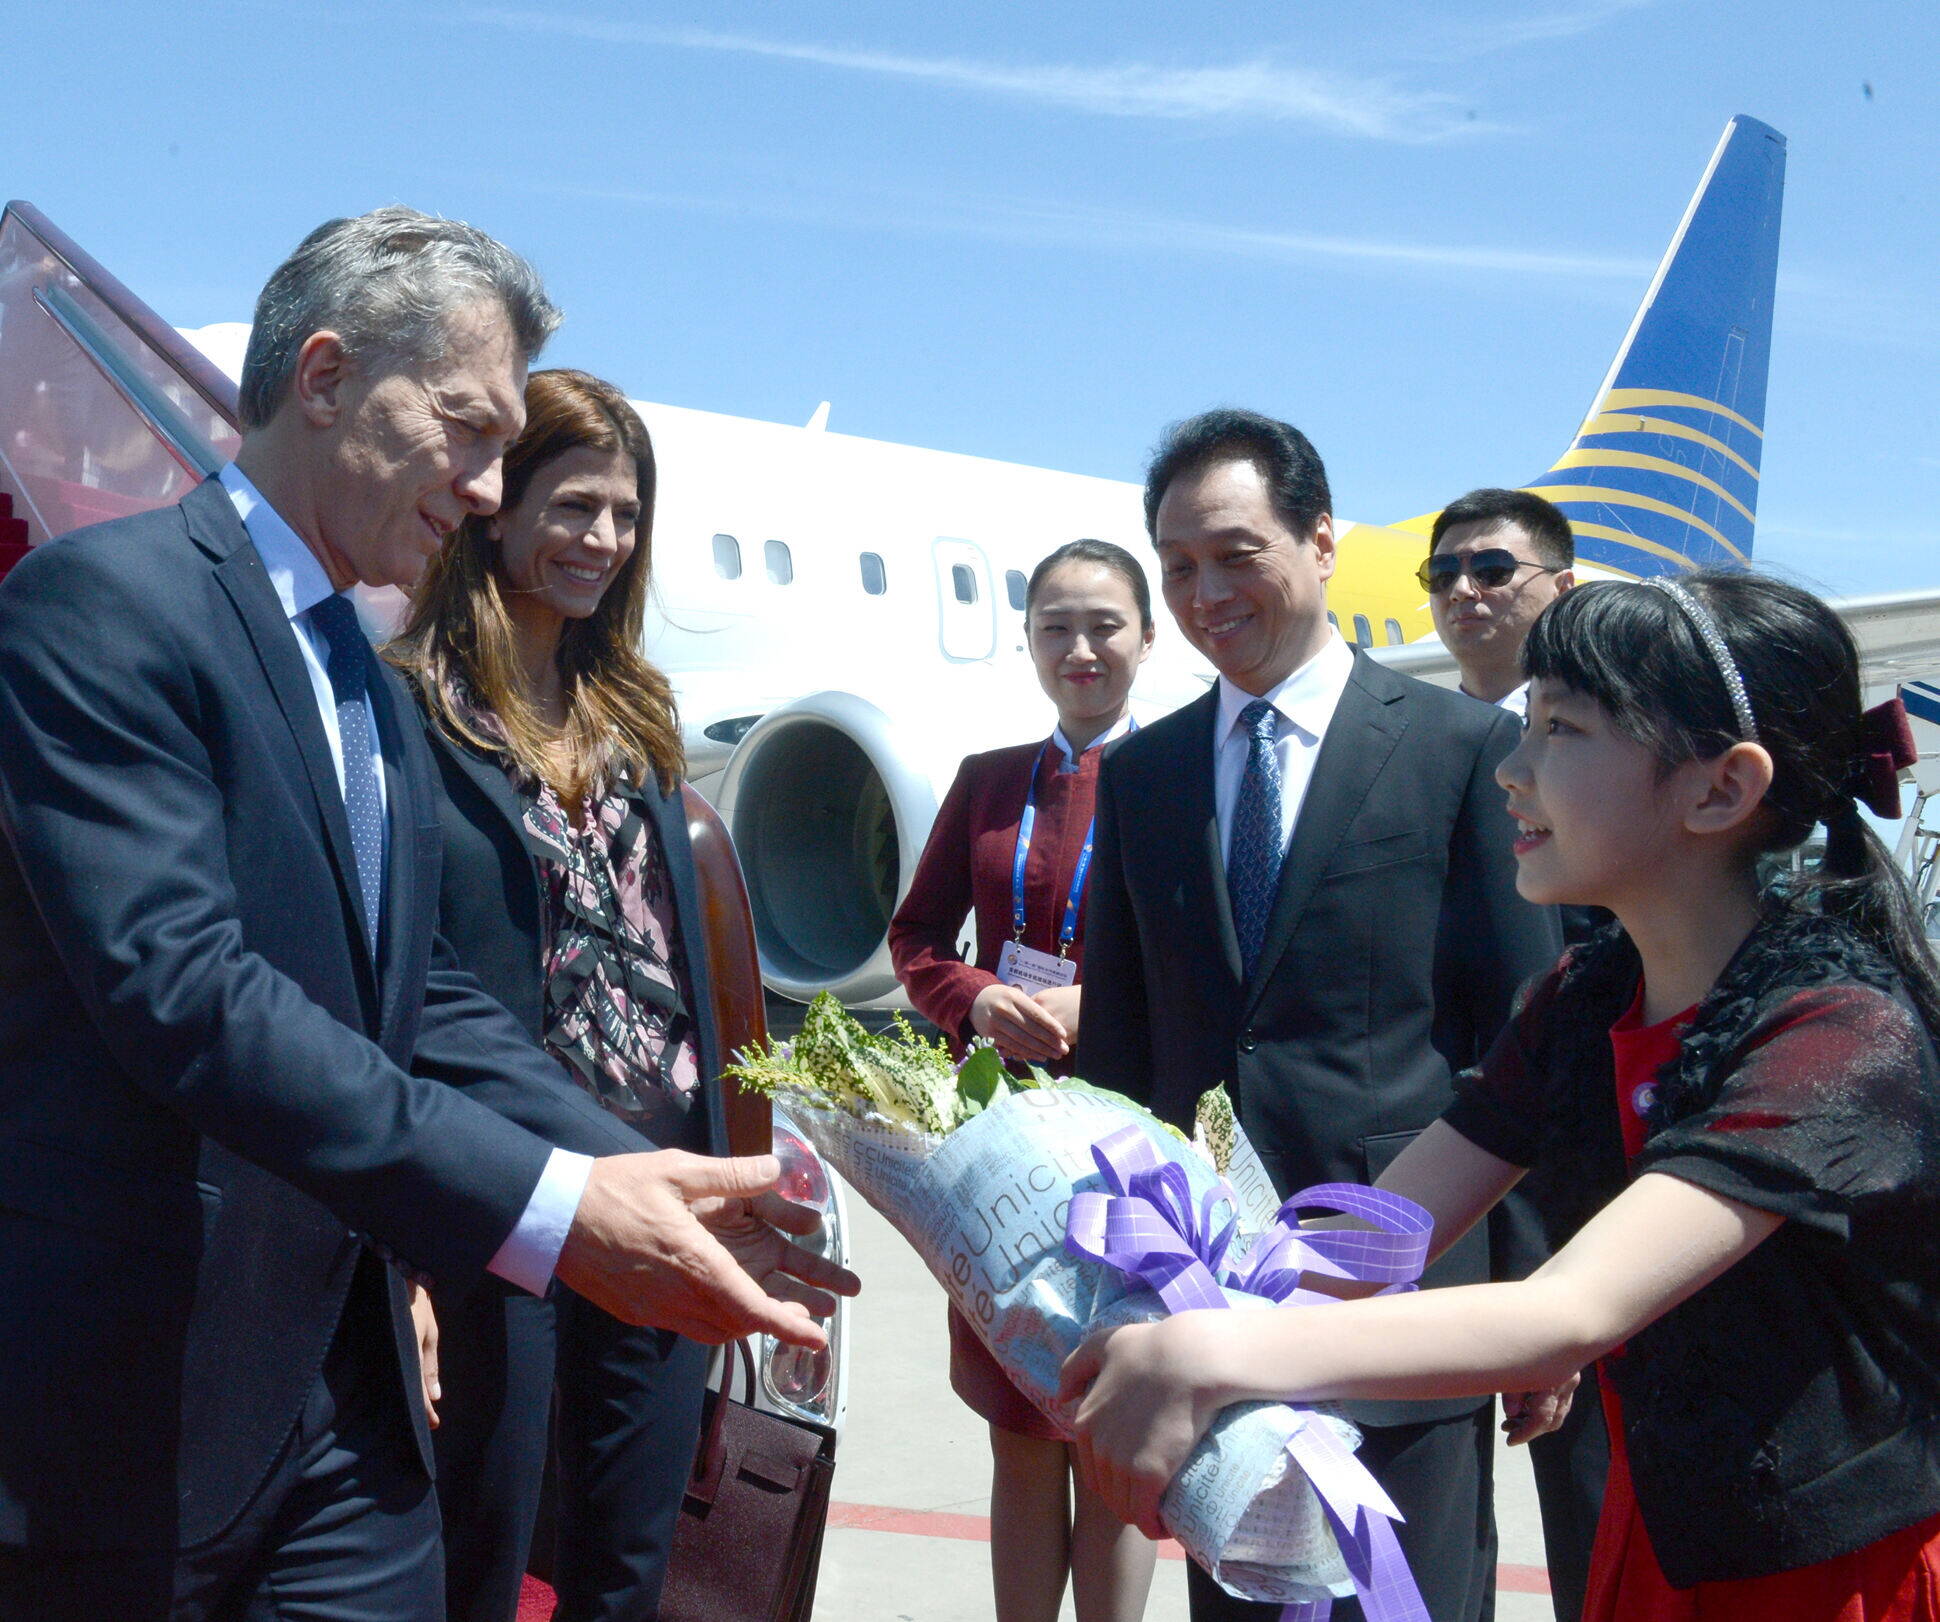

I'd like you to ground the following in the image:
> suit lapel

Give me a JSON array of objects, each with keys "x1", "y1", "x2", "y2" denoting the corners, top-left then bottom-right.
[
  {"x1": 431, "y1": 717, "x2": 530, "y2": 837},
  {"x1": 1243, "y1": 653, "x2": 1408, "y2": 1016},
  {"x1": 1158, "y1": 691, "x2": 1245, "y2": 988},
  {"x1": 194, "y1": 481, "x2": 377, "y2": 999},
  {"x1": 370, "y1": 663, "x2": 421, "y2": 1031}
]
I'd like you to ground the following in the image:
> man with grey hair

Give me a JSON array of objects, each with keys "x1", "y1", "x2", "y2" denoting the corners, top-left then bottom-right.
[{"x1": 0, "y1": 207, "x2": 855, "y2": 1619}]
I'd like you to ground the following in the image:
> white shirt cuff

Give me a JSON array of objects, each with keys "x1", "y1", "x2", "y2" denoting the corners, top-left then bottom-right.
[{"x1": 486, "y1": 1147, "x2": 594, "y2": 1296}]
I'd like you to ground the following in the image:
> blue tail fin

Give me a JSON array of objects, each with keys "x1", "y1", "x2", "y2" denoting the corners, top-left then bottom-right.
[{"x1": 1525, "y1": 115, "x2": 1785, "y2": 576}]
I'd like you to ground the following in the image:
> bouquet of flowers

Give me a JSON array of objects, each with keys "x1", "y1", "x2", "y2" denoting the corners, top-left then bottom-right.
[{"x1": 729, "y1": 997, "x2": 1432, "y2": 1619}]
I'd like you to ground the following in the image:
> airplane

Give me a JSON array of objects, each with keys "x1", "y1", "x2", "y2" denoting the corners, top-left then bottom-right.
[{"x1": 5, "y1": 115, "x2": 1939, "y2": 1023}]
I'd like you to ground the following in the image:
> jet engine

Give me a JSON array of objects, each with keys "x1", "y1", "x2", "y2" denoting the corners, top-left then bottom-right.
[{"x1": 714, "y1": 689, "x2": 1014, "y2": 1007}]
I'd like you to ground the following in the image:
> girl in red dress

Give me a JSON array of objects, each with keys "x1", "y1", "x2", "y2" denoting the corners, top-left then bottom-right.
[
  {"x1": 1063, "y1": 570, "x2": 1940, "y2": 1621},
  {"x1": 890, "y1": 539, "x2": 1157, "y2": 1622}
]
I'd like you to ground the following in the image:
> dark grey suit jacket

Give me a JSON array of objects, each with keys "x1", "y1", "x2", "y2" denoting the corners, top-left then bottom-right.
[
  {"x1": 0, "y1": 478, "x2": 646, "y2": 1552},
  {"x1": 1075, "y1": 650, "x2": 1560, "y2": 1425}
]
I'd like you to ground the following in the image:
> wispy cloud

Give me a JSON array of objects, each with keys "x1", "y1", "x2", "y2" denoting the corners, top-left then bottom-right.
[
  {"x1": 458, "y1": 11, "x2": 1498, "y2": 143},
  {"x1": 502, "y1": 170, "x2": 1651, "y2": 285},
  {"x1": 971, "y1": 194, "x2": 1649, "y2": 279},
  {"x1": 1412, "y1": 0, "x2": 1659, "y2": 61}
]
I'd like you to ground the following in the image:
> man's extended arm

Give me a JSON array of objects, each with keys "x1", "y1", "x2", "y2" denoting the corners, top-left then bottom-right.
[{"x1": 0, "y1": 543, "x2": 856, "y2": 1344}]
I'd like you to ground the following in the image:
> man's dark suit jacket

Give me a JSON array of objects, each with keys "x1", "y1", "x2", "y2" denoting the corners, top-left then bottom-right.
[
  {"x1": 1076, "y1": 649, "x2": 1561, "y2": 1426},
  {"x1": 0, "y1": 477, "x2": 648, "y2": 1553}
]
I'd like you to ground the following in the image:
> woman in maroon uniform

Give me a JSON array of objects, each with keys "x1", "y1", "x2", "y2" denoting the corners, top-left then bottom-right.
[{"x1": 890, "y1": 538, "x2": 1156, "y2": 1622}]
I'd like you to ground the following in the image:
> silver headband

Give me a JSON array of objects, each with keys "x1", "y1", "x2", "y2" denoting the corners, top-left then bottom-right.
[{"x1": 1648, "y1": 578, "x2": 1759, "y2": 742}]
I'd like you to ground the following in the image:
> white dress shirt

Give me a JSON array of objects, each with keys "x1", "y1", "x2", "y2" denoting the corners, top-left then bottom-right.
[
  {"x1": 1495, "y1": 681, "x2": 1531, "y2": 719},
  {"x1": 1051, "y1": 711, "x2": 1135, "y2": 773},
  {"x1": 220, "y1": 464, "x2": 590, "y2": 1297},
  {"x1": 1213, "y1": 633, "x2": 1357, "y2": 867}
]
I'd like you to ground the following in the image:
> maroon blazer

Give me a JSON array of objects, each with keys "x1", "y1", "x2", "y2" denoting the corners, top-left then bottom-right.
[{"x1": 889, "y1": 737, "x2": 1103, "y2": 1047}]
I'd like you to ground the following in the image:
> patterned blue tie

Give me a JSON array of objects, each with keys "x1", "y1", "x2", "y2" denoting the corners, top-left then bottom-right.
[
  {"x1": 1227, "y1": 698, "x2": 1285, "y2": 980},
  {"x1": 308, "y1": 593, "x2": 384, "y2": 957}
]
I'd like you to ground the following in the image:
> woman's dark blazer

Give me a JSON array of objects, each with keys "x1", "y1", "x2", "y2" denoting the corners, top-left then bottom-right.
[{"x1": 417, "y1": 714, "x2": 729, "y2": 1160}]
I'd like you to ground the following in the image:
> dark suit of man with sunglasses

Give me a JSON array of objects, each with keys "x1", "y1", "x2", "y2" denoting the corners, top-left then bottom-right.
[{"x1": 1424, "y1": 486, "x2": 1606, "y2": 1622}]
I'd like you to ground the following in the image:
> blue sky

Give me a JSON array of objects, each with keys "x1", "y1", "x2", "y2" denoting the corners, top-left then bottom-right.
[{"x1": 8, "y1": 1, "x2": 1935, "y2": 594}]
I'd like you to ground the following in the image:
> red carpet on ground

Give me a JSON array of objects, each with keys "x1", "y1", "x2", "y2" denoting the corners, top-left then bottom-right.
[{"x1": 512, "y1": 1501, "x2": 1551, "y2": 1614}]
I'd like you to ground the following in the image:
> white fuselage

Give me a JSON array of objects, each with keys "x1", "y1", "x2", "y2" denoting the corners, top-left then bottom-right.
[{"x1": 635, "y1": 398, "x2": 1218, "y2": 790}]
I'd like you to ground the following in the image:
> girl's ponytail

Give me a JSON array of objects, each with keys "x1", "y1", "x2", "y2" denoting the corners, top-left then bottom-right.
[{"x1": 1804, "y1": 706, "x2": 1940, "y2": 1031}]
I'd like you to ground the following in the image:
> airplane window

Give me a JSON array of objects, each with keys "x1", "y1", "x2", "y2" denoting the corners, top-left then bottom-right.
[
  {"x1": 711, "y1": 534, "x2": 741, "y2": 580},
  {"x1": 951, "y1": 564, "x2": 978, "y2": 605},
  {"x1": 859, "y1": 552, "x2": 887, "y2": 595},
  {"x1": 1352, "y1": 614, "x2": 1372, "y2": 646},
  {"x1": 1005, "y1": 570, "x2": 1027, "y2": 612},
  {"x1": 1385, "y1": 618, "x2": 1404, "y2": 645},
  {"x1": 765, "y1": 539, "x2": 793, "y2": 585}
]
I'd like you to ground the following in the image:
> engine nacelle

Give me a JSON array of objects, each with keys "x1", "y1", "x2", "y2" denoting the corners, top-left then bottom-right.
[{"x1": 715, "y1": 690, "x2": 1000, "y2": 1006}]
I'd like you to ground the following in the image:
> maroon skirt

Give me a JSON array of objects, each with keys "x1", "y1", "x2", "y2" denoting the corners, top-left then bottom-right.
[{"x1": 946, "y1": 1304, "x2": 1062, "y2": 1441}]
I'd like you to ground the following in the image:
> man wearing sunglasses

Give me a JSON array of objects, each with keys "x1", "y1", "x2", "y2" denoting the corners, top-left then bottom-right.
[{"x1": 1423, "y1": 488, "x2": 1575, "y2": 714}]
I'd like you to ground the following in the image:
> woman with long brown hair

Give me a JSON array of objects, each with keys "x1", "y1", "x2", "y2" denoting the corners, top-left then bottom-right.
[{"x1": 391, "y1": 368, "x2": 729, "y2": 1622}]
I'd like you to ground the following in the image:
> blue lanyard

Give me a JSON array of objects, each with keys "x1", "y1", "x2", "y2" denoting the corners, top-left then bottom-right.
[{"x1": 1010, "y1": 719, "x2": 1135, "y2": 956}]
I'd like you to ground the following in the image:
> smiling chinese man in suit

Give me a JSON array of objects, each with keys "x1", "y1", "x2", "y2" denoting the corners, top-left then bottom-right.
[{"x1": 1075, "y1": 409, "x2": 1561, "y2": 1622}]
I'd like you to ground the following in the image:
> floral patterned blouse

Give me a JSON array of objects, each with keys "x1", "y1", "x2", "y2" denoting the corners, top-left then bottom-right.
[
  {"x1": 521, "y1": 780, "x2": 701, "y2": 1132},
  {"x1": 446, "y1": 677, "x2": 701, "y2": 1139}
]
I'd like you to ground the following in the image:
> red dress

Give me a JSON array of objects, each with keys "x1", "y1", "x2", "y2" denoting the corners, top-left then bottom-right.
[
  {"x1": 889, "y1": 736, "x2": 1101, "y2": 1047},
  {"x1": 1584, "y1": 989, "x2": 1940, "y2": 1622},
  {"x1": 890, "y1": 735, "x2": 1106, "y2": 1440}
]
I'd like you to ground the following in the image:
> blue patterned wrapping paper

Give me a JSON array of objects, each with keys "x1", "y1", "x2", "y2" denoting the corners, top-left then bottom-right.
[{"x1": 784, "y1": 1086, "x2": 1359, "y2": 1606}]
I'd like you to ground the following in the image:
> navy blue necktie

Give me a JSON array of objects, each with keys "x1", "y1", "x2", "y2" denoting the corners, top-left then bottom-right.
[
  {"x1": 308, "y1": 593, "x2": 384, "y2": 957},
  {"x1": 1227, "y1": 698, "x2": 1286, "y2": 979}
]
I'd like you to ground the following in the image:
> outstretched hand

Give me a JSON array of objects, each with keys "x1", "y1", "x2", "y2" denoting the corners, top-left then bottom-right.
[{"x1": 555, "y1": 1150, "x2": 860, "y2": 1347}]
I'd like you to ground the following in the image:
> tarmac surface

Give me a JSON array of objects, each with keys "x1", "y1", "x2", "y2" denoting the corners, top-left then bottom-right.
[{"x1": 813, "y1": 1193, "x2": 1560, "y2": 1622}]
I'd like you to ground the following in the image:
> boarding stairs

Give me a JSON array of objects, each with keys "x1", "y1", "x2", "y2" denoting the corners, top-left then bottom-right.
[{"x1": 0, "y1": 493, "x2": 26, "y2": 581}]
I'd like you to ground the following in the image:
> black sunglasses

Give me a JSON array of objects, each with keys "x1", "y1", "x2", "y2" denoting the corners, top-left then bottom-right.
[{"x1": 1416, "y1": 548, "x2": 1564, "y2": 595}]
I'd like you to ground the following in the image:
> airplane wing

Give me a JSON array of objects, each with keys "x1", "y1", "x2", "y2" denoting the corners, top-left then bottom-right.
[
  {"x1": 1368, "y1": 636, "x2": 1460, "y2": 688},
  {"x1": 1837, "y1": 590, "x2": 1940, "y2": 700}
]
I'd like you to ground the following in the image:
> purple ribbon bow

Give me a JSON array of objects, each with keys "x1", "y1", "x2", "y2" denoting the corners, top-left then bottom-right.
[
  {"x1": 1065, "y1": 1126, "x2": 1240, "y2": 1314},
  {"x1": 1229, "y1": 1184, "x2": 1433, "y2": 1306},
  {"x1": 1066, "y1": 1132, "x2": 1434, "y2": 1622}
]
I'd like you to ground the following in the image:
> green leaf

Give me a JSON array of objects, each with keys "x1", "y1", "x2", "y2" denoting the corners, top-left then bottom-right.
[
  {"x1": 1194, "y1": 1084, "x2": 1239, "y2": 1174},
  {"x1": 956, "y1": 1045, "x2": 1009, "y2": 1117}
]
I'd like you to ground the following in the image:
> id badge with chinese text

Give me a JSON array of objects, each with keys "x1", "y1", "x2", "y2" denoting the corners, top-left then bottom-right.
[{"x1": 995, "y1": 939, "x2": 1078, "y2": 994}]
